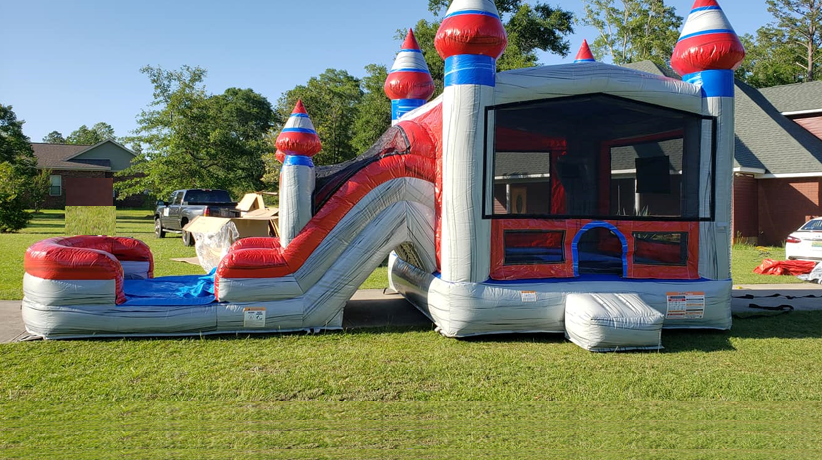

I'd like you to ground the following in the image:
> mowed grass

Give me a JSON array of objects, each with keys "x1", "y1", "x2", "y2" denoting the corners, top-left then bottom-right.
[
  {"x1": 731, "y1": 244, "x2": 805, "y2": 285},
  {"x1": 2, "y1": 313, "x2": 822, "y2": 458},
  {"x1": 2, "y1": 211, "x2": 821, "y2": 458},
  {"x1": 0, "y1": 209, "x2": 389, "y2": 300}
]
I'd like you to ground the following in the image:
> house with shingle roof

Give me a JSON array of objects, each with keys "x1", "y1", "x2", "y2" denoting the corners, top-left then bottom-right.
[
  {"x1": 624, "y1": 61, "x2": 822, "y2": 245},
  {"x1": 31, "y1": 139, "x2": 142, "y2": 208}
]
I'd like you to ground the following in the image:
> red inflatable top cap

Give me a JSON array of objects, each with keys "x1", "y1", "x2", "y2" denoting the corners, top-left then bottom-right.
[
  {"x1": 402, "y1": 28, "x2": 421, "y2": 51},
  {"x1": 574, "y1": 39, "x2": 596, "y2": 63},
  {"x1": 670, "y1": 0, "x2": 745, "y2": 75},
  {"x1": 434, "y1": 0, "x2": 508, "y2": 59},
  {"x1": 275, "y1": 99, "x2": 322, "y2": 160},
  {"x1": 385, "y1": 29, "x2": 436, "y2": 101}
]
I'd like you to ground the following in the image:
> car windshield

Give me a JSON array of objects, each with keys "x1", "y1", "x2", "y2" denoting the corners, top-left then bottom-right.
[{"x1": 800, "y1": 220, "x2": 822, "y2": 231}]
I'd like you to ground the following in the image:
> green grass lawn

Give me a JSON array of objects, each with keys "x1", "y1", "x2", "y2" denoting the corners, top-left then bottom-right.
[
  {"x1": 731, "y1": 244, "x2": 805, "y2": 285},
  {"x1": 2, "y1": 211, "x2": 822, "y2": 458},
  {"x1": 2, "y1": 313, "x2": 822, "y2": 458}
]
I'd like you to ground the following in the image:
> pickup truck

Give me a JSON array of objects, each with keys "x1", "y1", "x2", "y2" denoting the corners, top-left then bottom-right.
[{"x1": 154, "y1": 189, "x2": 238, "y2": 245}]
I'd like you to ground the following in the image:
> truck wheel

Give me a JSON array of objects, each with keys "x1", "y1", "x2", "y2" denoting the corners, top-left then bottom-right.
[
  {"x1": 182, "y1": 230, "x2": 195, "y2": 246},
  {"x1": 154, "y1": 218, "x2": 166, "y2": 238}
]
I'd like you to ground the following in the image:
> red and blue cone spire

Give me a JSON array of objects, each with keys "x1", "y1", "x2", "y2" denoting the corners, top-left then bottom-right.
[
  {"x1": 385, "y1": 29, "x2": 435, "y2": 124},
  {"x1": 435, "y1": 0, "x2": 508, "y2": 88},
  {"x1": 574, "y1": 40, "x2": 596, "y2": 63},
  {"x1": 275, "y1": 100, "x2": 322, "y2": 165},
  {"x1": 671, "y1": 0, "x2": 745, "y2": 97}
]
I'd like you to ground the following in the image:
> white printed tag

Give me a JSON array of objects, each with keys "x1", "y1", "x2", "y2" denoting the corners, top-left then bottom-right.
[
  {"x1": 666, "y1": 292, "x2": 705, "y2": 319},
  {"x1": 520, "y1": 291, "x2": 537, "y2": 302},
  {"x1": 243, "y1": 307, "x2": 266, "y2": 328}
]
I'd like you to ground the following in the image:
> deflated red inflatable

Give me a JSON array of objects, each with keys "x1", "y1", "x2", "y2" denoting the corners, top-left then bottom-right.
[
  {"x1": 25, "y1": 236, "x2": 154, "y2": 305},
  {"x1": 754, "y1": 259, "x2": 817, "y2": 276}
]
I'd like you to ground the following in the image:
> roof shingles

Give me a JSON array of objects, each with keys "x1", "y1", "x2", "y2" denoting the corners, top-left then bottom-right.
[
  {"x1": 31, "y1": 143, "x2": 111, "y2": 171},
  {"x1": 625, "y1": 61, "x2": 822, "y2": 175}
]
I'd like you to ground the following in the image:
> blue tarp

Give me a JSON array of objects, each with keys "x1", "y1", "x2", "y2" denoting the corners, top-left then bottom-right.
[{"x1": 122, "y1": 270, "x2": 216, "y2": 306}]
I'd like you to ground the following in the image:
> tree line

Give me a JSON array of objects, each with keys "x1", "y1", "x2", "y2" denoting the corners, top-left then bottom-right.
[{"x1": 2, "y1": 0, "x2": 821, "y2": 231}]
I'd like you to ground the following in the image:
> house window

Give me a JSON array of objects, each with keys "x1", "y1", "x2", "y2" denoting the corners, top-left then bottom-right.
[
  {"x1": 486, "y1": 94, "x2": 711, "y2": 221},
  {"x1": 49, "y1": 175, "x2": 62, "y2": 196}
]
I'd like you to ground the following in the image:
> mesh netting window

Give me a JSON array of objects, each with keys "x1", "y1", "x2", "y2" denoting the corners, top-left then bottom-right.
[
  {"x1": 633, "y1": 232, "x2": 688, "y2": 266},
  {"x1": 503, "y1": 230, "x2": 565, "y2": 265},
  {"x1": 488, "y1": 95, "x2": 708, "y2": 220}
]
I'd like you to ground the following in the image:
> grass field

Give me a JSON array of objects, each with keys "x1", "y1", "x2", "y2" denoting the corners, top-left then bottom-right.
[
  {"x1": 2, "y1": 312, "x2": 822, "y2": 458},
  {"x1": 2, "y1": 211, "x2": 821, "y2": 458}
]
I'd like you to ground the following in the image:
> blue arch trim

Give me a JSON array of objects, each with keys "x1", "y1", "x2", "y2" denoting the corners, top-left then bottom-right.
[{"x1": 571, "y1": 221, "x2": 629, "y2": 277}]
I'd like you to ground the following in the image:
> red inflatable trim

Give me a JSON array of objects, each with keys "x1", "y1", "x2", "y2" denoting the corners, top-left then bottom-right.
[
  {"x1": 671, "y1": 33, "x2": 746, "y2": 75},
  {"x1": 385, "y1": 71, "x2": 435, "y2": 101},
  {"x1": 216, "y1": 154, "x2": 437, "y2": 285},
  {"x1": 490, "y1": 220, "x2": 700, "y2": 281},
  {"x1": 24, "y1": 236, "x2": 153, "y2": 304},
  {"x1": 275, "y1": 130, "x2": 322, "y2": 158},
  {"x1": 575, "y1": 40, "x2": 595, "y2": 62},
  {"x1": 229, "y1": 237, "x2": 281, "y2": 251},
  {"x1": 491, "y1": 220, "x2": 576, "y2": 279},
  {"x1": 435, "y1": 14, "x2": 508, "y2": 59}
]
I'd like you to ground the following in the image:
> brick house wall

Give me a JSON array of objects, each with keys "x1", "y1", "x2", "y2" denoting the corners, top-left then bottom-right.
[
  {"x1": 757, "y1": 177, "x2": 822, "y2": 245},
  {"x1": 44, "y1": 170, "x2": 148, "y2": 209},
  {"x1": 790, "y1": 115, "x2": 822, "y2": 141},
  {"x1": 732, "y1": 174, "x2": 759, "y2": 243},
  {"x1": 44, "y1": 170, "x2": 108, "y2": 209}
]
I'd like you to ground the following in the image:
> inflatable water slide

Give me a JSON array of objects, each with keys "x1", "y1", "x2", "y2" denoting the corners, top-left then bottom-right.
[{"x1": 23, "y1": 0, "x2": 745, "y2": 351}]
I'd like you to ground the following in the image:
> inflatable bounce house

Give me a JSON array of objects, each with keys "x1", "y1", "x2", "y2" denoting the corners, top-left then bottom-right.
[{"x1": 22, "y1": 0, "x2": 745, "y2": 351}]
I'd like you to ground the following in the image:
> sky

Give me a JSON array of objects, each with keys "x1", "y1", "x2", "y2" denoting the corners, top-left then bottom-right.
[{"x1": 1, "y1": 0, "x2": 772, "y2": 143}]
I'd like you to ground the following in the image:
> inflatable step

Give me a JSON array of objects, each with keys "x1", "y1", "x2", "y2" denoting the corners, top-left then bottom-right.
[{"x1": 565, "y1": 293, "x2": 664, "y2": 352}]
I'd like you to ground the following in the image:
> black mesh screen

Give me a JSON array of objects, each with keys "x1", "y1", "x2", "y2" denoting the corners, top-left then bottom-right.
[
  {"x1": 488, "y1": 95, "x2": 708, "y2": 220},
  {"x1": 313, "y1": 127, "x2": 409, "y2": 211}
]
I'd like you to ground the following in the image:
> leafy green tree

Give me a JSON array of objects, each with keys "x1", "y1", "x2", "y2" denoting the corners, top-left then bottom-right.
[
  {"x1": 271, "y1": 69, "x2": 363, "y2": 167},
  {"x1": 351, "y1": 64, "x2": 392, "y2": 154},
  {"x1": 25, "y1": 169, "x2": 52, "y2": 213},
  {"x1": 735, "y1": 29, "x2": 803, "y2": 87},
  {"x1": 766, "y1": 0, "x2": 822, "y2": 82},
  {"x1": 581, "y1": 0, "x2": 683, "y2": 66},
  {"x1": 0, "y1": 104, "x2": 37, "y2": 232},
  {"x1": 42, "y1": 131, "x2": 65, "y2": 143},
  {"x1": 116, "y1": 65, "x2": 277, "y2": 200},
  {"x1": 66, "y1": 122, "x2": 116, "y2": 145}
]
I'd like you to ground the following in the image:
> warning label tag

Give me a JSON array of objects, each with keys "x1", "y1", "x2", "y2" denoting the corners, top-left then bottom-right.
[
  {"x1": 666, "y1": 292, "x2": 705, "y2": 320},
  {"x1": 243, "y1": 307, "x2": 266, "y2": 328},
  {"x1": 520, "y1": 291, "x2": 537, "y2": 302}
]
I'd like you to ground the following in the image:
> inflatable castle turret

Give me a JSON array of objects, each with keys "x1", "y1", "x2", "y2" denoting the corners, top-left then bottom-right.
[
  {"x1": 671, "y1": 0, "x2": 745, "y2": 279},
  {"x1": 435, "y1": 0, "x2": 507, "y2": 283},
  {"x1": 385, "y1": 29, "x2": 435, "y2": 125},
  {"x1": 574, "y1": 39, "x2": 596, "y2": 63},
  {"x1": 276, "y1": 100, "x2": 322, "y2": 247}
]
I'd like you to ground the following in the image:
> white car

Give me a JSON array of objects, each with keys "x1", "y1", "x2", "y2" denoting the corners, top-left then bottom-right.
[{"x1": 786, "y1": 217, "x2": 822, "y2": 260}]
